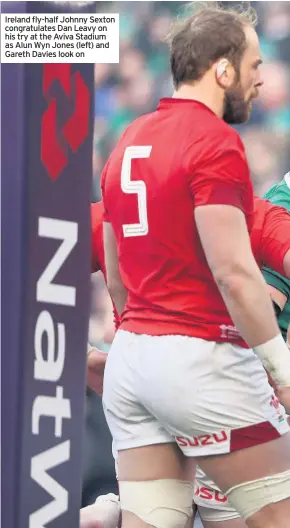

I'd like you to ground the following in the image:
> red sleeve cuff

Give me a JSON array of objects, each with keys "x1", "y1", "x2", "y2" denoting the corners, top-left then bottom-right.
[{"x1": 194, "y1": 182, "x2": 247, "y2": 213}]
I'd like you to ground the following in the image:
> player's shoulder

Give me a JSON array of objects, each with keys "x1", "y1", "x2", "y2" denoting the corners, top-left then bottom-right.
[
  {"x1": 190, "y1": 111, "x2": 245, "y2": 154},
  {"x1": 263, "y1": 173, "x2": 290, "y2": 211},
  {"x1": 186, "y1": 117, "x2": 246, "y2": 175},
  {"x1": 214, "y1": 120, "x2": 245, "y2": 149},
  {"x1": 117, "y1": 112, "x2": 156, "y2": 143},
  {"x1": 104, "y1": 112, "x2": 156, "y2": 167}
]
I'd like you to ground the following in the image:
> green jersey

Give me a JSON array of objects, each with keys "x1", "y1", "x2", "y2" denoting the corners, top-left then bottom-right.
[{"x1": 262, "y1": 173, "x2": 290, "y2": 340}]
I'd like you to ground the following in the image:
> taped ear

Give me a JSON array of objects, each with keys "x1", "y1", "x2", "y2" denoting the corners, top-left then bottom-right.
[{"x1": 216, "y1": 59, "x2": 229, "y2": 79}]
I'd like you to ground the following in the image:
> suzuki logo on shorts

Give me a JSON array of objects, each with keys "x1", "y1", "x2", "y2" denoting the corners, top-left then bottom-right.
[
  {"x1": 176, "y1": 430, "x2": 228, "y2": 448},
  {"x1": 41, "y1": 63, "x2": 90, "y2": 180},
  {"x1": 195, "y1": 486, "x2": 228, "y2": 503}
]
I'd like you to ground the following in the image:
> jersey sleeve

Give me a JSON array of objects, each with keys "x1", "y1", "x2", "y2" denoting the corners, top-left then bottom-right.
[
  {"x1": 186, "y1": 130, "x2": 252, "y2": 213},
  {"x1": 263, "y1": 267, "x2": 290, "y2": 300},
  {"x1": 91, "y1": 202, "x2": 104, "y2": 273},
  {"x1": 260, "y1": 202, "x2": 290, "y2": 275}
]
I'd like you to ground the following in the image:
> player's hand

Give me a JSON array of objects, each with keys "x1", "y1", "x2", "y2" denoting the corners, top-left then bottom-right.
[
  {"x1": 86, "y1": 348, "x2": 108, "y2": 396},
  {"x1": 80, "y1": 506, "x2": 104, "y2": 528},
  {"x1": 80, "y1": 494, "x2": 120, "y2": 528},
  {"x1": 276, "y1": 386, "x2": 290, "y2": 415},
  {"x1": 80, "y1": 505, "x2": 104, "y2": 528}
]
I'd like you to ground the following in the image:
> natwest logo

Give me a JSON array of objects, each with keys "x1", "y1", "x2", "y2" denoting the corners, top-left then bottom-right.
[
  {"x1": 195, "y1": 486, "x2": 228, "y2": 503},
  {"x1": 176, "y1": 430, "x2": 228, "y2": 448},
  {"x1": 41, "y1": 64, "x2": 89, "y2": 180},
  {"x1": 29, "y1": 217, "x2": 78, "y2": 528}
]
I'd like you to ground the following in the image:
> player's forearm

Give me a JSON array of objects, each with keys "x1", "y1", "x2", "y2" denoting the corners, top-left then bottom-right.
[
  {"x1": 216, "y1": 267, "x2": 280, "y2": 347},
  {"x1": 216, "y1": 268, "x2": 290, "y2": 386}
]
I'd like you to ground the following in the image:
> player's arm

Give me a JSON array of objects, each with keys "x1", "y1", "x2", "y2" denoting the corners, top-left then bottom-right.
[
  {"x1": 263, "y1": 267, "x2": 290, "y2": 310},
  {"x1": 189, "y1": 132, "x2": 290, "y2": 388},
  {"x1": 268, "y1": 285, "x2": 287, "y2": 317},
  {"x1": 80, "y1": 493, "x2": 120, "y2": 528},
  {"x1": 103, "y1": 221, "x2": 127, "y2": 316},
  {"x1": 195, "y1": 204, "x2": 280, "y2": 346}
]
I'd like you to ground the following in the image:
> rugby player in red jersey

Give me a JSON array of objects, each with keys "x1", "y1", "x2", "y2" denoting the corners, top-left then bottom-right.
[
  {"x1": 100, "y1": 4, "x2": 290, "y2": 528},
  {"x1": 82, "y1": 196, "x2": 290, "y2": 528}
]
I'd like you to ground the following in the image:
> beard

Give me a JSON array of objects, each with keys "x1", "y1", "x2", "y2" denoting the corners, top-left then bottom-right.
[{"x1": 223, "y1": 84, "x2": 252, "y2": 124}]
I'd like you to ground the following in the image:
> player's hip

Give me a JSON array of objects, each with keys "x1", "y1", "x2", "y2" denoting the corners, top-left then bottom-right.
[
  {"x1": 120, "y1": 315, "x2": 247, "y2": 347},
  {"x1": 103, "y1": 331, "x2": 289, "y2": 456}
]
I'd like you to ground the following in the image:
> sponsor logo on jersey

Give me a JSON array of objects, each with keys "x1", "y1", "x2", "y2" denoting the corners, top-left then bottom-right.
[{"x1": 219, "y1": 324, "x2": 241, "y2": 340}]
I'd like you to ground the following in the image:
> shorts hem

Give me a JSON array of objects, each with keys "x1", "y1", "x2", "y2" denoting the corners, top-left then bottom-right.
[
  {"x1": 113, "y1": 436, "x2": 173, "y2": 451},
  {"x1": 197, "y1": 504, "x2": 241, "y2": 522}
]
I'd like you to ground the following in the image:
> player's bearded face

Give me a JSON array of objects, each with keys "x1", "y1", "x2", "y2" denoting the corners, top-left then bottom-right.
[{"x1": 223, "y1": 79, "x2": 251, "y2": 124}]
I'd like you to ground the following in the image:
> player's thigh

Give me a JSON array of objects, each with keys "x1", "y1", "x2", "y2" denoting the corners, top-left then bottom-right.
[
  {"x1": 200, "y1": 517, "x2": 246, "y2": 528},
  {"x1": 118, "y1": 443, "x2": 196, "y2": 482},
  {"x1": 118, "y1": 446, "x2": 195, "y2": 528},
  {"x1": 196, "y1": 431, "x2": 290, "y2": 494}
]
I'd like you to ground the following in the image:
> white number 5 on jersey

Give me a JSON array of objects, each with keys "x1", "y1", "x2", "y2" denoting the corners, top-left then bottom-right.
[{"x1": 121, "y1": 146, "x2": 151, "y2": 237}]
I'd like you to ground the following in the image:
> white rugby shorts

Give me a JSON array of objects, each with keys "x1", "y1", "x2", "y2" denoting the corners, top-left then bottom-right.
[
  {"x1": 103, "y1": 330, "x2": 289, "y2": 456},
  {"x1": 194, "y1": 466, "x2": 240, "y2": 522}
]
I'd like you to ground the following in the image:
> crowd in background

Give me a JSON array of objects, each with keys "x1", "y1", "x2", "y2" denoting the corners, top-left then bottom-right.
[
  {"x1": 92, "y1": 1, "x2": 290, "y2": 202},
  {"x1": 89, "y1": 1, "x2": 290, "y2": 351}
]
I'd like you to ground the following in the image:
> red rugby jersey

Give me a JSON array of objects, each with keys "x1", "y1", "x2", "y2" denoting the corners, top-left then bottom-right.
[
  {"x1": 101, "y1": 99, "x2": 255, "y2": 345},
  {"x1": 252, "y1": 197, "x2": 290, "y2": 274},
  {"x1": 92, "y1": 197, "x2": 290, "y2": 345}
]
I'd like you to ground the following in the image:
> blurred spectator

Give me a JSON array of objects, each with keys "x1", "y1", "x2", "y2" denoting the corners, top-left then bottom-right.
[{"x1": 241, "y1": 127, "x2": 289, "y2": 196}]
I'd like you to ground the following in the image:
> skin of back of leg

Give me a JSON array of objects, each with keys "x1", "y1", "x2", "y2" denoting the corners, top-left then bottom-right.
[{"x1": 197, "y1": 433, "x2": 290, "y2": 527}]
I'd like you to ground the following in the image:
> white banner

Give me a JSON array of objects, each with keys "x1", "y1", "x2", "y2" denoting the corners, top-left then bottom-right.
[{"x1": 1, "y1": 13, "x2": 119, "y2": 63}]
